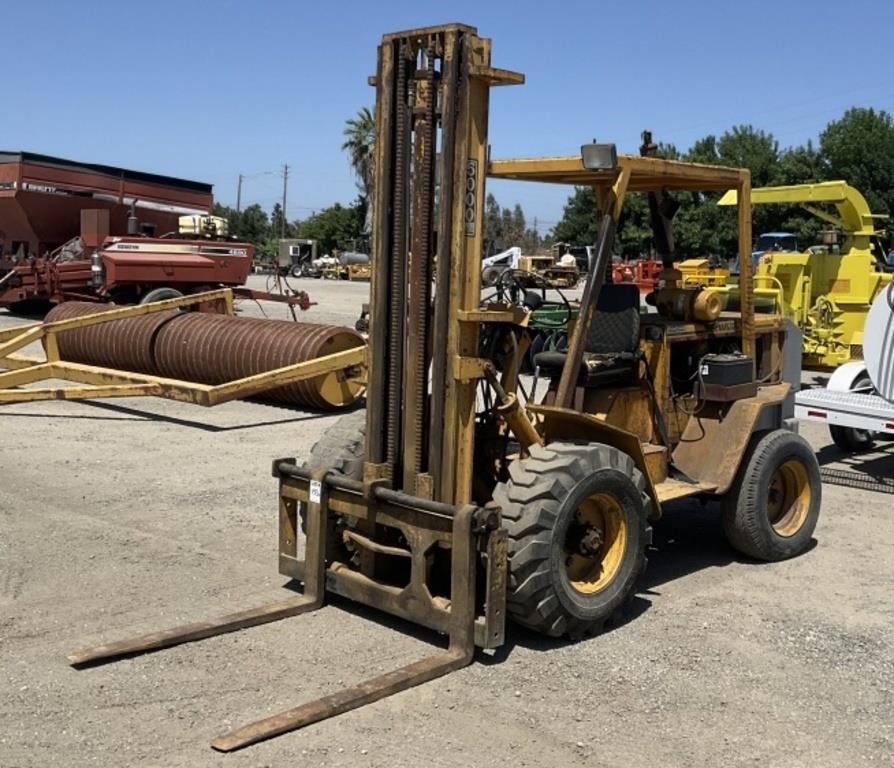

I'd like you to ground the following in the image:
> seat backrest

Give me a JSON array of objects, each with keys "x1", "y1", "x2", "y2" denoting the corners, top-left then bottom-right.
[{"x1": 584, "y1": 282, "x2": 641, "y2": 354}]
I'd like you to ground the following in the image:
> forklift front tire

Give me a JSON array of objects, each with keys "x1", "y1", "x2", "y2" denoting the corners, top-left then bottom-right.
[
  {"x1": 298, "y1": 409, "x2": 366, "y2": 562},
  {"x1": 495, "y1": 442, "x2": 651, "y2": 639}
]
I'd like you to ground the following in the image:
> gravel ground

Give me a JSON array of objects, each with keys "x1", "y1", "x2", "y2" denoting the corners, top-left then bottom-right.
[{"x1": 0, "y1": 275, "x2": 891, "y2": 768}]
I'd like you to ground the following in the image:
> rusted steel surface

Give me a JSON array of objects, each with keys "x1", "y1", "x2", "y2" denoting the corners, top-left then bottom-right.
[
  {"x1": 67, "y1": 595, "x2": 320, "y2": 667},
  {"x1": 45, "y1": 302, "x2": 364, "y2": 409},
  {"x1": 45, "y1": 301, "x2": 176, "y2": 374},
  {"x1": 0, "y1": 151, "x2": 211, "y2": 257},
  {"x1": 208, "y1": 498, "x2": 480, "y2": 752}
]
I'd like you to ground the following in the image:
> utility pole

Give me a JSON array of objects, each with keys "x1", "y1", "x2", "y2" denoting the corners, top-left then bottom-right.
[
  {"x1": 281, "y1": 164, "x2": 289, "y2": 238},
  {"x1": 236, "y1": 174, "x2": 244, "y2": 213}
]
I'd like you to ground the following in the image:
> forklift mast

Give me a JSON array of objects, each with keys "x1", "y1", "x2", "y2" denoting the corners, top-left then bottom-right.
[{"x1": 366, "y1": 25, "x2": 523, "y2": 504}]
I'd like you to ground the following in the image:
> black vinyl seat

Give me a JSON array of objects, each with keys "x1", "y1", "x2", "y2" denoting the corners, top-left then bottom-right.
[{"x1": 533, "y1": 282, "x2": 642, "y2": 387}]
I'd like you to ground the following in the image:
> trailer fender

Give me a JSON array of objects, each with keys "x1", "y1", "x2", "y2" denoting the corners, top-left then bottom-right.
[{"x1": 827, "y1": 361, "x2": 869, "y2": 392}]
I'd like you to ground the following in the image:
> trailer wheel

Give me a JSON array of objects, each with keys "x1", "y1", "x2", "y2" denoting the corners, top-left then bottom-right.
[
  {"x1": 829, "y1": 375, "x2": 877, "y2": 452},
  {"x1": 721, "y1": 429, "x2": 820, "y2": 561},
  {"x1": 494, "y1": 442, "x2": 651, "y2": 639},
  {"x1": 830, "y1": 425, "x2": 876, "y2": 452},
  {"x1": 140, "y1": 287, "x2": 183, "y2": 304},
  {"x1": 299, "y1": 409, "x2": 366, "y2": 561}
]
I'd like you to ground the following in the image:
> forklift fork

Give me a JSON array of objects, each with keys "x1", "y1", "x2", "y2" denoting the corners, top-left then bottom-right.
[{"x1": 67, "y1": 468, "x2": 489, "y2": 752}]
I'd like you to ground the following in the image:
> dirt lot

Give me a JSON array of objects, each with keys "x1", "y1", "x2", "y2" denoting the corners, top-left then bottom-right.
[{"x1": 1, "y1": 276, "x2": 892, "y2": 768}]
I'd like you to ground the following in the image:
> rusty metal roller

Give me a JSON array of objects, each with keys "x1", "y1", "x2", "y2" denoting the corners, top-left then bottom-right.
[
  {"x1": 44, "y1": 303, "x2": 365, "y2": 409},
  {"x1": 45, "y1": 302, "x2": 178, "y2": 375},
  {"x1": 153, "y1": 313, "x2": 364, "y2": 409}
]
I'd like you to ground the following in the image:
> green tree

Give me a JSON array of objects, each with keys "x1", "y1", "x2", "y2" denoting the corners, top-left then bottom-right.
[
  {"x1": 672, "y1": 127, "x2": 785, "y2": 258},
  {"x1": 820, "y1": 107, "x2": 894, "y2": 217},
  {"x1": 616, "y1": 193, "x2": 653, "y2": 258},
  {"x1": 297, "y1": 199, "x2": 367, "y2": 255},
  {"x1": 213, "y1": 202, "x2": 271, "y2": 247},
  {"x1": 500, "y1": 207, "x2": 514, "y2": 245},
  {"x1": 510, "y1": 204, "x2": 526, "y2": 245},
  {"x1": 716, "y1": 125, "x2": 780, "y2": 187},
  {"x1": 236, "y1": 203, "x2": 271, "y2": 246},
  {"x1": 551, "y1": 186, "x2": 599, "y2": 245},
  {"x1": 342, "y1": 107, "x2": 376, "y2": 202},
  {"x1": 756, "y1": 141, "x2": 826, "y2": 248},
  {"x1": 778, "y1": 140, "x2": 823, "y2": 185},
  {"x1": 484, "y1": 193, "x2": 503, "y2": 255},
  {"x1": 270, "y1": 203, "x2": 296, "y2": 241},
  {"x1": 521, "y1": 217, "x2": 542, "y2": 254},
  {"x1": 484, "y1": 195, "x2": 541, "y2": 254}
]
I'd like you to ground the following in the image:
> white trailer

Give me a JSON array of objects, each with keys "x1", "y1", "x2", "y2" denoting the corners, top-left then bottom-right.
[{"x1": 795, "y1": 284, "x2": 894, "y2": 453}]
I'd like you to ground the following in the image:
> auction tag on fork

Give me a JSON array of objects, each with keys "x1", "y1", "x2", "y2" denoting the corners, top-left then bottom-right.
[{"x1": 309, "y1": 480, "x2": 322, "y2": 504}]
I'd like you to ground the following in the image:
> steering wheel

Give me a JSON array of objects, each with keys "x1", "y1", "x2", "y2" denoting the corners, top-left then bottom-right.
[{"x1": 481, "y1": 268, "x2": 574, "y2": 329}]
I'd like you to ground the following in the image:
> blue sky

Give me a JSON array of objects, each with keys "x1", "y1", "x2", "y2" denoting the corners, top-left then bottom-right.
[{"x1": 6, "y1": 1, "x2": 893, "y2": 232}]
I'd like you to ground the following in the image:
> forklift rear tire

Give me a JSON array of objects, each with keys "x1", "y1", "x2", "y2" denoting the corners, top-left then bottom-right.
[
  {"x1": 140, "y1": 287, "x2": 183, "y2": 304},
  {"x1": 494, "y1": 442, "x2": 651, "y2": 639},
  {"x1": 721, "y1": 429, "x2": 820, "y2": 561},
  {"x1": 299, "y1": 409, "x2": 366, "y2": 560}
]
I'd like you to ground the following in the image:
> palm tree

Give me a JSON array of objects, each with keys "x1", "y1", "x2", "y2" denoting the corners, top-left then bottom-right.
[{"x1": 342, "y1": 107, "x2": 375, "y2": 202}]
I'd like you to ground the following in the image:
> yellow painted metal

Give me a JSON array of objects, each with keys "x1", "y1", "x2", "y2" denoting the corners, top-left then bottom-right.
[
  {"x1": 564, "y1": 493, "x2": 627, "y2": 595},
  {"x1": 0, "y1": 348, "x2": 366, "y2": 407},
  {"x1": 0, "y1": 383, "x2": 163, "y2": 403},
  {"x1": 0, "y1": 323, "x2": 42, "y2": 344},
  {"x1": 768, "y1": 458, "x2": 812, "y2": 537},
  {"x1": 0, "y1": 354, "x2": 40, "y2": 371},
  {"x1": 718, "y1": 181, "x2": 885, "y2": 243},
  {"x1": 529, "y1": 403, "x2": 660, "y2": 518},
  {"x1": 0, "y1": 289, "x2": 367, "y2": 407},
  {"x1": 488, "y1": 153, "x2": 757, "y2": 366},
  {"x1": 677, "y1": 258, "x2": 729, "y2": 287},
  {"x1": 611, "y1": 164, "x2": 632, "y2": 219},
  {"x1": 204, "y1": 347, "x2": 366, "y2": 406},
  {"x1": 488, "y1": 154, "x2": 744, "y2": 191},
  {"x1": 0, "y1": 325, "x2": 44, "y2": 360},
  {"x1": 439, "y1": 33, "x2": 524, "y2": 506},
  {"x1": 653, "y1": 478, "x2": 718, "y2": 503},
  {"x1": 715, "y1": 181, "x2": 892, "y2": 368},
  {"x1": 737, "y1": 170, "x2": 755, "y2": 361},
  {"x1": 0, "y1": 363, "x2": 56, "y2": 389}
]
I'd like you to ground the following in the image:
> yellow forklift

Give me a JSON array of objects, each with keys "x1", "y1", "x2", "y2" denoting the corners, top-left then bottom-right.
[{"x1": 69, "y1": 23, "x2": 821, "y2": 751}]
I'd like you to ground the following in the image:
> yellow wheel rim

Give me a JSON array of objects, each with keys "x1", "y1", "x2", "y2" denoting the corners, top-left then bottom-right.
[
  {"x1": 564, "y1": 493, "x2": 627, "y2": 595},
  {"x1": 767, "y1": 459, "x2": 811, "y2": 537}
]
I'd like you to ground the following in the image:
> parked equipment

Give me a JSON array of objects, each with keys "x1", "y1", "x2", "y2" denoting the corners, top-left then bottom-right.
[
  {"x1": 67, "y1": 23, "x2": 821, "y2": 752},
  {"x1": 714, "y1": 182, "x2": 892, "y2": 368},
  {"x1": 279, "y1": 238, "x2": 318, "y2": 277},
  {"x1": 0, "y1": 289, "x2": 365, "y2": 408},
  {"x1": 0, "y1": 153, "x2": 309, "y2": 313},
  {"x1": 795, "y1": 282, "x2": 894, "y2": 453},
  {"x1": 481, "y1": 246, "x2": 579, "y2": 287}
]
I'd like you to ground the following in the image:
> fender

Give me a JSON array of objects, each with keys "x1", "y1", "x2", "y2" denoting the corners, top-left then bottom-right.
[
  {"x1": 527, "y1": 403, "x2": 660, "y2": 519},
  {"x1": 827, "y1": 360, "x2": 869, "y2": 392}
]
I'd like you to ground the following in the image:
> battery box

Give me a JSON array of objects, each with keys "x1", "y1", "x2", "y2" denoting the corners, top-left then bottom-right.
[{"x1": 697, "y1": 353, "x2": 757, "y2": 401}]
